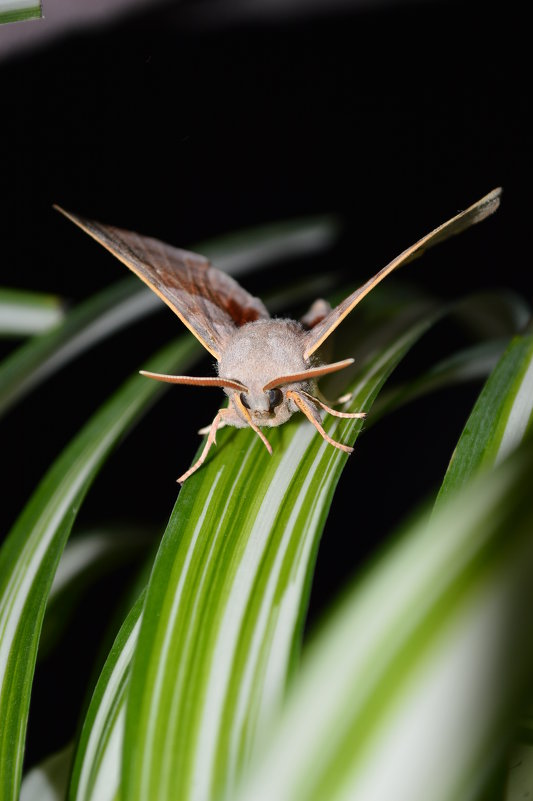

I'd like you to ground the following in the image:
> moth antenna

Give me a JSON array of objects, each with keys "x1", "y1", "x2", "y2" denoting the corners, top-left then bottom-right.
[
  {"x1": 300, "y1": 390, "x2": 366, "y2": 419},
  {"x1": 263, "y1": 359, "x2": 354, "y2": 391},
  {"x1": 287, "y1": 390, "x2": 354, "y2": 454},
  {"x1": 140, "y1": 371, "x2": 248, "y2": 392},
  {"x1": 234, "y1": 393, "x2": 273, "y2": 455},
  {"x1": 177, "y1": 407, "x2": 234, "y2": 483}
]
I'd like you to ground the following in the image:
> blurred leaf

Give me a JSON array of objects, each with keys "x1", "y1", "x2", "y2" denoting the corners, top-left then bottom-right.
[
  {"x1": 372, "y1": 337, "x2": 508, "y2": 422},
  {"x1": 452, "y1": 290, "x2": 531, "y2": 340},
  {"x1": 0, "y1": 287, "x2": 63, "y2": 338},
  {"x1": 233, "y1": 432, "x2": 533, "y2": 801},
  {"x1": 198, "y1": 214, "x2": 339, "y2": 277},
  {"x1": 39, "y1": 528, "x2": 151, "y2": 658},
  {"x1": 0, "y1": 278, "x2": 156, "y2": 419},
  {"x1": 230, "y1": 331, "x2": 533, "y2": 801},
  {"x1": 69, "y1": 593, "x2": 145, "y2": 801},
  {"x1": 0, "y1": 336, "x2": 200, "y2": 801},
  {"x1": 437, "y1": 334, "x2": 533, "y2": 504},
  {"x1": 121, "y1": 307, "x2": 437, "y2": 801},
  {"x1": 433, "y1": 334, "x2": 533, "y2": 798},
  {"x1": 505, "y1": 742, "x2": 533, "y2": 801},
  {"x1": 0, "y1": 5, "x2": 41, "y2": 24},
  {"x1": 19, "y1": 743, "x2": 73, "y2": 801},
  {"x1": 372, "y1": 289, "x2": 531, "y2": 424}
]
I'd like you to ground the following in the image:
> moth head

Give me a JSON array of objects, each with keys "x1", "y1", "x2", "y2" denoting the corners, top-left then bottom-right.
[
  {"x1": 215, "y1": 319, "x2": 305, "y2": 426},
  {"x1": 217, "y1": 319, "x2": 354, "y2": 428}
]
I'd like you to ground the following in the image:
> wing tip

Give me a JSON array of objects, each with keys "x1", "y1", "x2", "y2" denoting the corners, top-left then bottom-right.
[
  {"x1": 52, "y1": 203, "x2": 69, "y2": 218},
  {"x1": 52, "y1": 203, "x2": 88, "y2": 229},
  {"x1": 475, "y1": 186, "x2": 503, "y2": 220}
]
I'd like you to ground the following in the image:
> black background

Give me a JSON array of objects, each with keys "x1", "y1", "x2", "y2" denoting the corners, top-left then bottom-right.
[{"x1": 1, "y1": 0, "x2": 531, "y2": 767}]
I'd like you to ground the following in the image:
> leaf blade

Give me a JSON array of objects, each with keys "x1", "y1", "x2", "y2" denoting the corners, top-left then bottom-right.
[
  {"x1": 233, "y1": 435, "x2": 533, "y2": 801},
  {"x1": 69, "y1": 593, "x2": 145, "y2": 801},
  {"x1": 437, "y1": 334, "x2": 533, "y2": 504},
  {"x1": 0, "y1": 288, "x2": 63, "y2": 338},
  {"x1": 121, "y1": 310, "x2": 436, "y2": 801},
  {"x1": 230, "y1": 335, "x2": 533, "y2": 801},
  {"x1": 0, "y1": 336, "x2": 201, "y2": 801}
]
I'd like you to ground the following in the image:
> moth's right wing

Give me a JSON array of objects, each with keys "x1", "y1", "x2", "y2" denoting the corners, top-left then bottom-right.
[
  {"x1": 54, "y1": 207, "x2": 270, "y2": 359},
  {"x1": 303, "y1": 187, "x2": 502, "y2": 359}
]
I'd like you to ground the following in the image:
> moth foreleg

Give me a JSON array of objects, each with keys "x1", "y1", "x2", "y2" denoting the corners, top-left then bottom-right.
[
  {"x1": 287, "y1": 390, "x2": 354, "y2": 454},
  {"x1": 233, "y1": 393, "x2": 273, "y2": 455},
  {"x1": 315, "y1": 387, "x2": 353, "y2": 407},
  {"x1": 198, "y1": 420, "x2": 227, "y2": 436},
  {"x1": 178, "y1": 407, "x2": 235, "y2": 484},
  {"x1": 301, "y1": 390, "x2": 366, "y2": 420}
]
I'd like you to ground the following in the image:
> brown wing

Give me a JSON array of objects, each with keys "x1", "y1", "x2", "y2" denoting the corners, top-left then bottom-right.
[
  {"x1": 54, "y1": 206, "x2": 270, "y2": 359},
  {"x1": 303, "y1": 187, "x2": 502, "y2": 359}
]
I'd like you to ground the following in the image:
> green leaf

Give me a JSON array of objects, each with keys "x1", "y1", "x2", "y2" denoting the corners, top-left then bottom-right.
[
  {"x1": 372, "y1": 337, "x2": 508, "y2": 423},
  {"x1": 68, "y1": 301, "x2": 443, "y2": 801},
  {"x1": 0, "y1": 336, "x2": 201, "y2": 801},
  {"x1": 0, "y1": 278, "x2": 156, "y2": 419},
  {"x1": 372, "y1": 289, "x2": 531, "y2": 424},
  {"x1": 69, "y1": 593, "x2": 145, "y2": 801},
  {"x1": 229, "y1": 332, "x2": 533, "y2": 801},
  {"x1": 0, "y1": 211, "x2": 338, "y2": 801},
  {"x1": 505, "y1": 742, "x2": 533, "y2": 800},
  {"x1": 121, "y1": 308, "x2": 436, "y2": 801},
  {"x1": 233, "y1": 433, "x2": 533, "y2": 801},
  {"x1": 0, "y1": 5, "x2": 41, "y2": 24},
  {"x1": 0, "y1": 288, "x2": 63, "y2": 338},
  {"x1": 437, "y1": 334, "x2": 533, "y2": 504}
]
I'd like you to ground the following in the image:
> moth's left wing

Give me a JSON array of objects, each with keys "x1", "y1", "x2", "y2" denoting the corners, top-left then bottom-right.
[
  {"x1": 54, "y1": 207, "x2": 270, "y2": 359},
  {"x1": 303, "y1": 187, "x2": 502, "y2": 359}
]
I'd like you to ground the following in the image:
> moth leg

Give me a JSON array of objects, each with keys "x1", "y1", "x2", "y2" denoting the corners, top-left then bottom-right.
[
  {"x1": 301, "y1": 389, "x2": 366, "y2": 420},
  {"x1": 177, "y1": 407, "x2": 235, "y2": 484},
  {"x1": 234, "y1": 393, "x2": 273, "y2": 455},
  {"x1": 198, "y1": 420, "x2": 227, "y2": 436},
  {"x1": 315, "y1": 386, "x2": 354, "y2": 408},
  {"x1": 287, "y1": 390, "x2": 354, "y2": 454}
]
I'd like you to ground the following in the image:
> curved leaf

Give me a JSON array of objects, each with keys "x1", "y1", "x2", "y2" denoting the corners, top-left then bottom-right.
[
  {"x1": 371, "y1": 337, "x2": 508, "y2": 423},
  {"x1": 0, "y1": 336, "x2": 201, "y2": 801},
  {"x1": 230, "y1": 334, "x2": 533, "y2": 801},
  {"x1": 437, "y1": 334, "x2": 533, "y2": 504},
  {"x1": 121, "y1": 308, "x2": 437, "y2": 801},
  {"x1": 0, "y1": 5, "x2": 41, "y2": 25},
  {"x1": 0, "y1": 278, "x2": 157, "y2": 418},
  {"x1": 69, "y1": 593, "x2": 145, "y2": 801},
  {"x1": 505, "y1": 742, "x2": 533, "y2": 801},
  {"x1": 199, "y1": 214, "x2": 338, "y2": 277},
  {"x1": 233, "y1": 435, "x2": 533, "y2": 801},
  {"x1": 19, "y1": 744, "x2": 73, "y2": 801},
  {"x1": 0, "y1": 288, "x2": 64, "y2": 338},
  {"x1": 39, "y1": 528, "x2": 150, "y2": 658}
]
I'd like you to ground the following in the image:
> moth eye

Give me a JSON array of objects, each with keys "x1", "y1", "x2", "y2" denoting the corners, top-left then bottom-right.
[
  {"x1": 240, "y1": 392, "x2": 251, "y2": 409},
  {"x1": 267, "y1": 388, "x2": 284, "y2": 410}
]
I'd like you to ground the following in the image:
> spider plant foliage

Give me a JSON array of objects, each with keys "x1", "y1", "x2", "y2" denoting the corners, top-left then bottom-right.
[{"x1": 0, "y1": 213, "x2": 531, "y2": 801}]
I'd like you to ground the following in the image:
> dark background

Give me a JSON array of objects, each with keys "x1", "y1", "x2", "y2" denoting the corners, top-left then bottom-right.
[{"x1": 1, "y1": 0, "x2": 531, "y2": 767}]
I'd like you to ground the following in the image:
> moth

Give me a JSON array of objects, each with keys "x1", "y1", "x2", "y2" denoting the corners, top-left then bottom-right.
[{"x1": 55, "y1": 188, "x2": 501, "y2": 483}]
